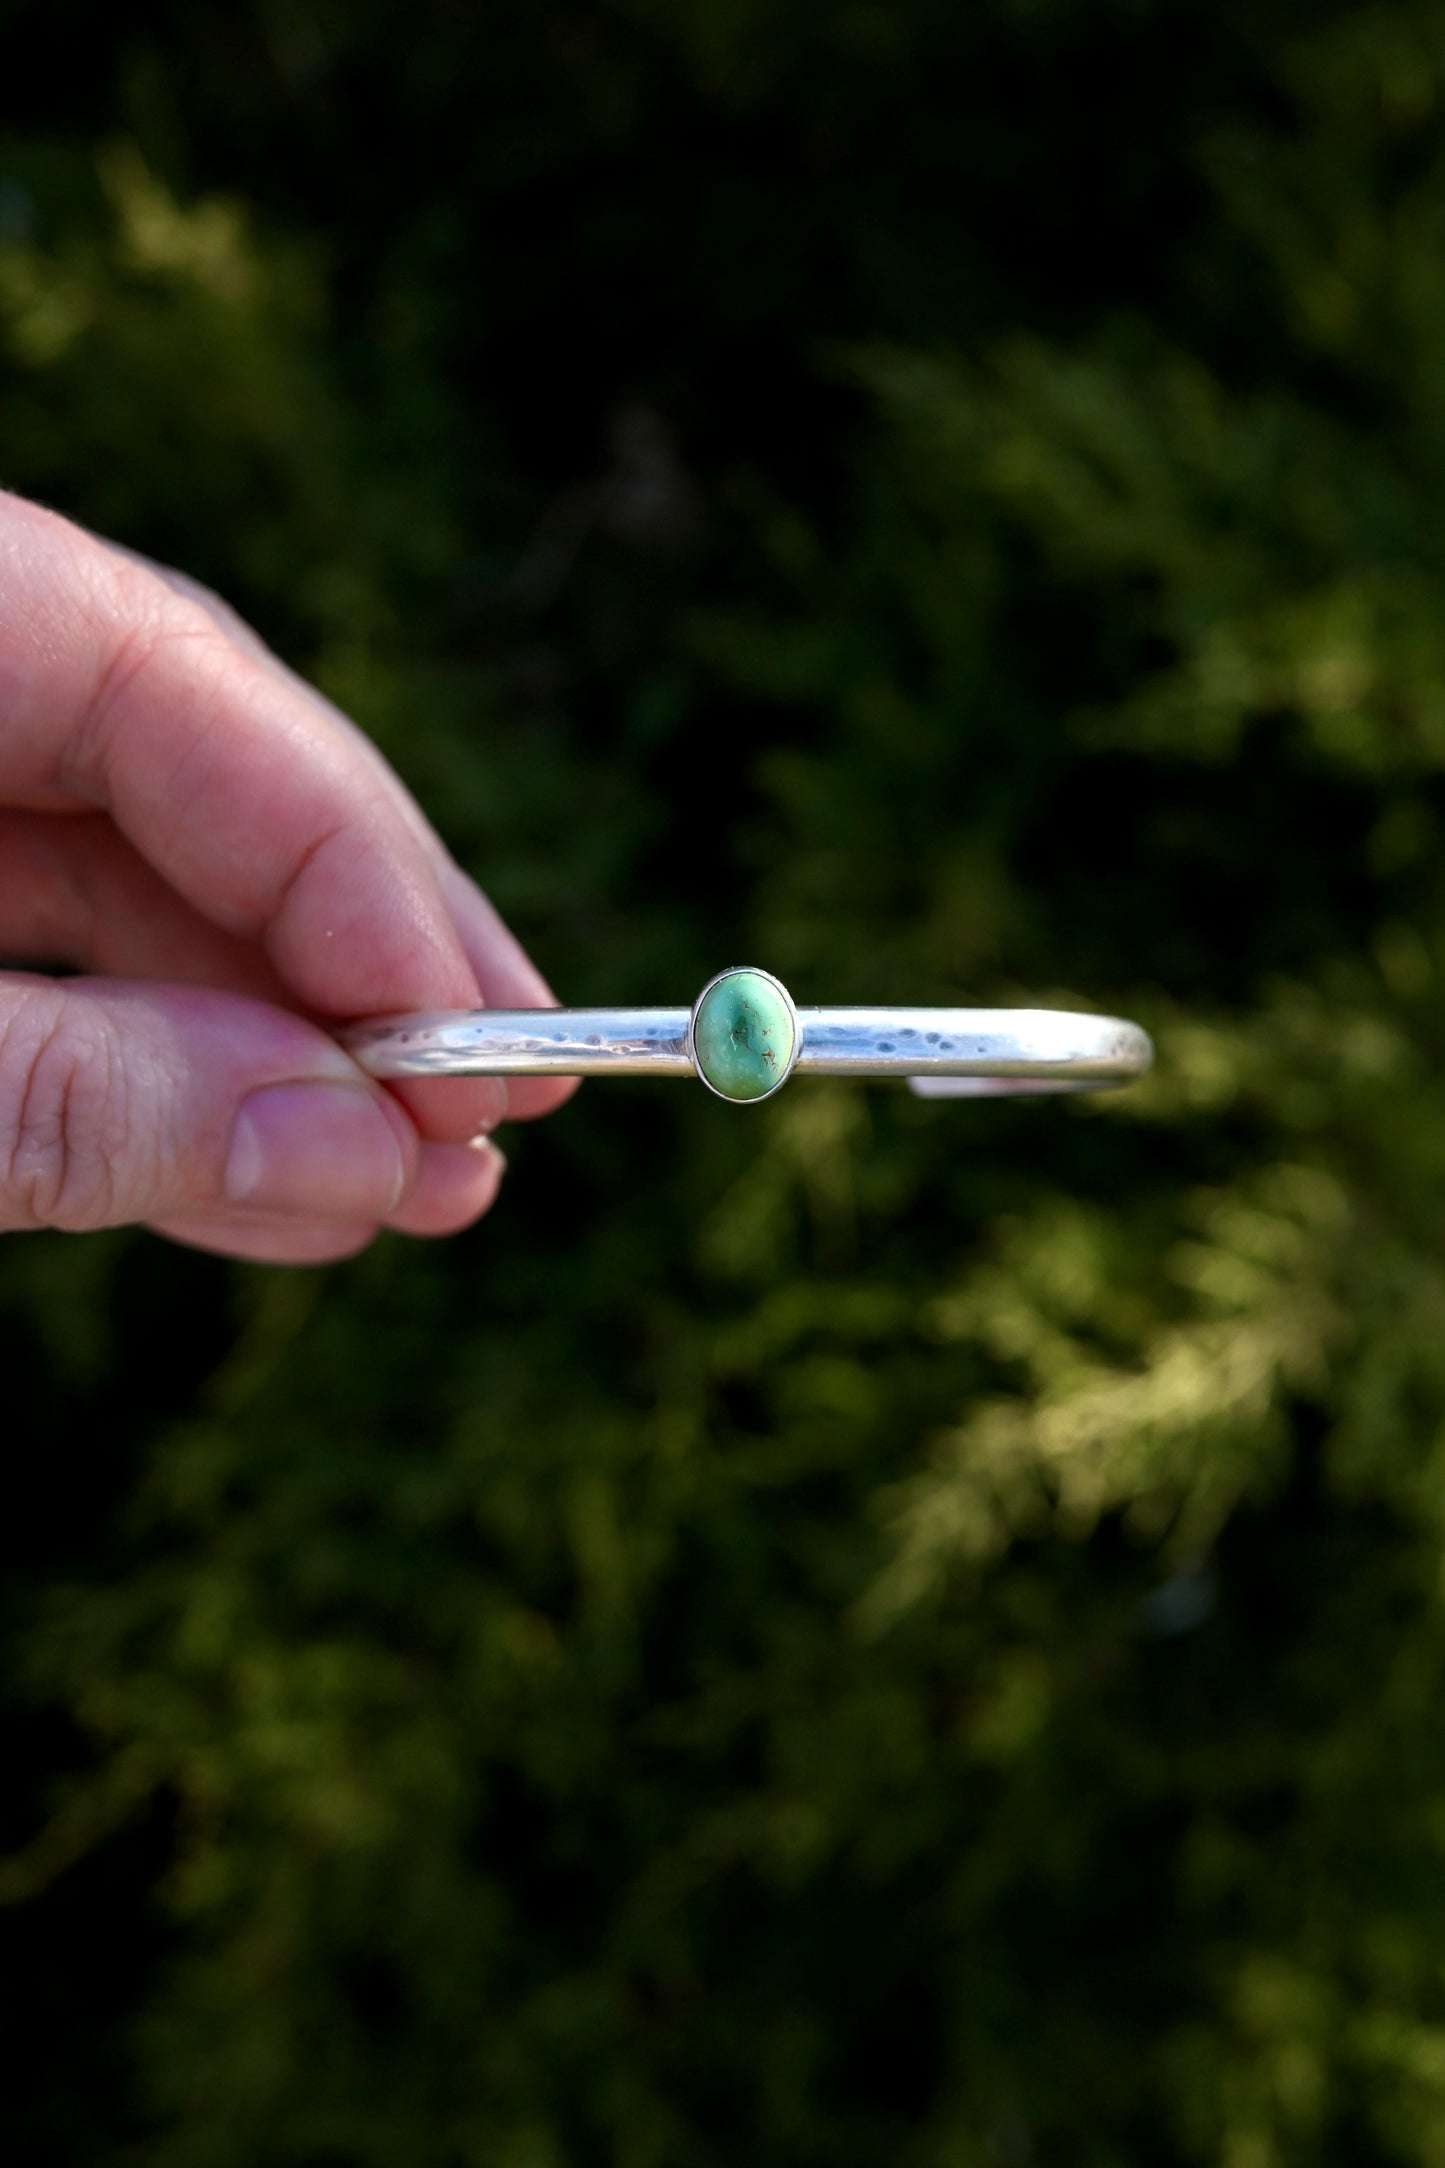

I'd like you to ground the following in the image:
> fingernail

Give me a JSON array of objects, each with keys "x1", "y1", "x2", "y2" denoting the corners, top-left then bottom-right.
[{"x1": 226, "y1": 1082, "x2": 410, "y2": 1219}]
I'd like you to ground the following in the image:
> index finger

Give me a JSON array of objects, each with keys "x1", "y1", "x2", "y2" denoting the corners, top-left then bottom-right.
[{"x1": 0, "y1": 491, "x2": 503, "y2": 1139}]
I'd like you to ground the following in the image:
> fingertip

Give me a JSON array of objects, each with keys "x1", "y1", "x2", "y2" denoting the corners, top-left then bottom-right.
[
  {"x1": 429, "y1": 873, "x2": 580, "y2": 1123},
  {"x1": 385, "y1": 1072, "x2": 510, "y2": 1144},
  {"x1": 437, "y1": 863, "x2": 560, "y2": 1009},
  {"x1": 503, "y1": 1073, "x2": 582, "y2": 1122},
  {"x1": 224, "y1": 1077, "x2": 417, "y2": 1220},
  {"x1": 385, "y1": 1136, "x2": 507, "y2": 1238}
]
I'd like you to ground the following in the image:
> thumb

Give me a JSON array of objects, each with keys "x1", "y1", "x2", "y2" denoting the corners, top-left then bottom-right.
[{"x1": 0, "y1": 975, "x2": 417, "y2": 1234}]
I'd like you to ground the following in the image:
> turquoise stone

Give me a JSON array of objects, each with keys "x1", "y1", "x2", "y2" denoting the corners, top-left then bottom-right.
[{"x1": 693, "y1": 970, "x2": 797, "y2": 1102}]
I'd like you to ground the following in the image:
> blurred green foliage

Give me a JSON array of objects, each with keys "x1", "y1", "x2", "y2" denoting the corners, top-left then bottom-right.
[{"x1": 5, "y1": 1, "x2": 1445, "y2": 2160}]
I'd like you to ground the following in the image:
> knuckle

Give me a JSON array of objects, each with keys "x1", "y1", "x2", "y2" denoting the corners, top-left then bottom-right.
[
  {"x1": 78, "y1": 571, "x2": 235, "y2": 776},
  {"x1": 0, "y1": 992, "x2": 130, "y2": 1232},
  {"x1": 152, "y1": 566, "x2": 230, "y2": 622}
]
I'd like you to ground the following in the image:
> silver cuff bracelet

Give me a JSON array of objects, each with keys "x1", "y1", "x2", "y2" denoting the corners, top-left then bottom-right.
[{"x1": 341, "y1": 966, "x2": 1153, "y2": 1106}]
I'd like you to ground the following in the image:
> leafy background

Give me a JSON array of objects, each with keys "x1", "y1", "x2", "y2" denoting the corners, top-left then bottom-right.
[{"x1": 5, "y1": 2, "x2": 1445, "y2": 2161}]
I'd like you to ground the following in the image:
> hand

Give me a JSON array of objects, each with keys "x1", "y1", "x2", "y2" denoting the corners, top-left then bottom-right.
[{"x1": 0, "y1": 489, "x2": 575, "y2": 1263}]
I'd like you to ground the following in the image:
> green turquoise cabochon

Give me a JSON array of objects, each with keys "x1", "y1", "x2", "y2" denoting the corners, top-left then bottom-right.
[{"x1": 690, "y1": 969, "x2": 799, "y2": 1102}]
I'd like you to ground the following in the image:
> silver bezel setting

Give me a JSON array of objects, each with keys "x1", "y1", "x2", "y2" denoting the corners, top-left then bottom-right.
[{"x1": 686, "y1": 964, "x2": 803, "y2": 1104}]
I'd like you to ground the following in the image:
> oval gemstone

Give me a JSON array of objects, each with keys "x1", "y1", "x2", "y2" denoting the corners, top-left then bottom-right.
[{"x1": 692, "y1": 970, "x2": 797, "y2": 1102}]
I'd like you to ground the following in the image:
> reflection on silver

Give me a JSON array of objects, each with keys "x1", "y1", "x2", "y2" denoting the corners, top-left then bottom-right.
[{"x1": 341, "y1": 985, "x2": 1153, "y2": 1099}]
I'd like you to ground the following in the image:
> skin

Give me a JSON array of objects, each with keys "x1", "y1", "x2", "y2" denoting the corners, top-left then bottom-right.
[{"x1": 0, "y1": 488, "x2": 576, "y2": 1264}]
